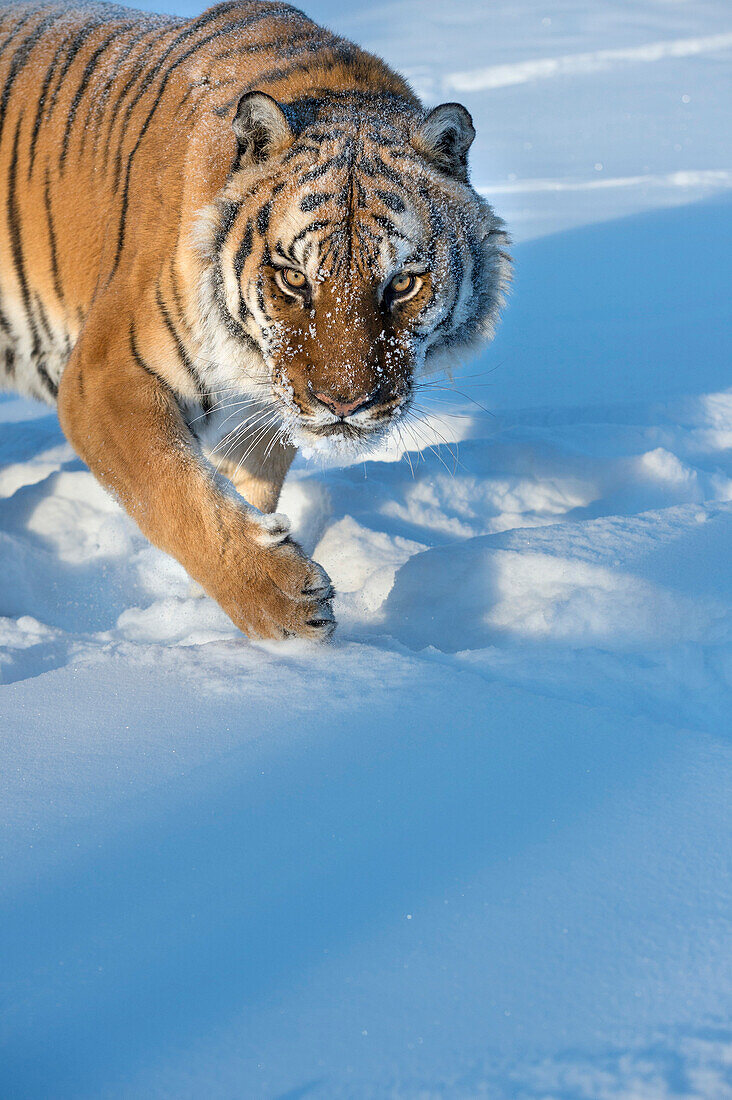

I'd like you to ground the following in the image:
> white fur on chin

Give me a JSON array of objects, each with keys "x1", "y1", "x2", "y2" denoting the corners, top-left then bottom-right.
[{"x1": 281, "y1": 411, "x2": 393, "y2": 462}]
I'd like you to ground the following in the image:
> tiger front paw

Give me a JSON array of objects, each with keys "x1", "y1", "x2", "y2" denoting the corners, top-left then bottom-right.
[{"x1": 218, "y1": 517, "x2": 335, "y2": 642}]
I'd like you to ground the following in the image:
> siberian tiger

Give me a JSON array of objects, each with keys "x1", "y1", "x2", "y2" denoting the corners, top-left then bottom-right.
[{"x1": 0, "y1": 0, "x2": 510, "y2": 641}]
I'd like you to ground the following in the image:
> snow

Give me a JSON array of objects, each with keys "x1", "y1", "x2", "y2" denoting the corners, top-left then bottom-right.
[{"x1": 1, "y1": 0, "x2": 731, "y2": 1096}]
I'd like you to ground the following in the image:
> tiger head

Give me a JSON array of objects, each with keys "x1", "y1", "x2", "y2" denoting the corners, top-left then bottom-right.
[{"x1": 199, "y1": 90, "x2": 510, "y2": 456}]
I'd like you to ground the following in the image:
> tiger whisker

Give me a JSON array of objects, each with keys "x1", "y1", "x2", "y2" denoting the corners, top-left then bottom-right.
[
  {"x1": 207, "y1": 399, "x2": 274, "y2": 432},
  {"x1": 230, "y1": 417, "x2": 282, "y2": 474},
  {"x1": 395, "y1": 424, "x2": 416, "y2": 479},
  {"x1": 402, "y1": 412, "x2": 459, "y2": 476},
  {"x1": 408, "y1": 405, "x2": 474, "y2": 457},
  {"x1": 415, "y1": 384, "x2": 495, "y2": 417},
  {"x1": 410, "y1": 402, "x2": 478, "y2": 421},
  {"x1": 213, "y1": 409, "x2": 278, "y2": 466},
  {"x1": 188, "y1": 396, "x2": 267, "y2": 426},
  {"x1": 405, "y1": 404, "x2": 457, "y2": 459}
]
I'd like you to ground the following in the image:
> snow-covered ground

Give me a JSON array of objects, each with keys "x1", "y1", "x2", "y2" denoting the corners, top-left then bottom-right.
[{"x1": 2, "y1": 1, "x2": 731, "y2": 1097}]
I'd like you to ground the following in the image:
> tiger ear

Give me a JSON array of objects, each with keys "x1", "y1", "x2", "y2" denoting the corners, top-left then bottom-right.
[
  {"x1": 232, "y1": 91, "x2": 293, "y2": 164},
  {"x1": 412, "y1": 102, "x2": 475, "y2": 181}
]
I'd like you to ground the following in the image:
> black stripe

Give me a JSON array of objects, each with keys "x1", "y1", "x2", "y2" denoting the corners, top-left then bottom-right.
[
  {"x1": 189, "y1": 0, "x2": 285, "y2": 34},
  {"x1": 34, "y1": 291, "x2": 55, "y2": 347},
  {"x1": 28, "y1": 34, "x2": 72, "y2": 177},
  {"x1": 43, "y1": 168, "x2": 66, "y2": 308},
  {"x1": 167, "y1": 256, "x2": 194, "y2": 337},
  {"x1": 129, "y1": 321, "x2": 172, "y2": 392},
  {"x1": 60, "y1": 23, "x2": 136, "y2": 170},
  {"x1": 209, "y1": 201, "x2": 252, "y2": 342},
  {"x1": 0, "y1": 293, "x2": 13, "y2": 336},
  {"x1": 435, "y1": 237, "x2": 464, "y2": 336},
  {"x1": 256, "y1": 201, "x2": 272, "y2": 236},
  {"x1": 233, "y1": 221, "x2": 253, "y2": 282},
  {"x1": 352, "y1": 221, "x2": 380, "y2": 270},
  {"x1": 215, "y1": 199, "x2": 241, "y2": 250},
  {"x1": 374, "y1": 156, "x2": 405, "y2": 187},
  {"x1": 300, "y1": 192, "x2": 332, "y2": 212},
  {"x1": 214, "y1": 250, "x2": 252, "y2": 342},
  {"x1": 354, "y1": 176, "x2": 369, "y2": 209},
  {"x1": 364, "y1": 154, "x2": 406, "y2": 187},
  {"x1": 155, "y1": 279, "x2": 210, "y2": 409},
  {"x1": 445, "y1": 228, "x2": 487, "y2": 346},
  {"x1": 0, "y1": 7, "x2": 48, "y2": 61},
  {"x1": 281, "y1": 141, "x2": 322, "y2": 161},
  {"x1": 4, "y1": 346, "x2": 16, "y2": 378},
  {"x1": 255, "y1": 272, "x2": 268, "y2": 319},
  {"x1": 7, "y1": 117, "x2": 37, "y2": 338},
  {"x1": 0, "y1": 6, "x2": 71, "y2": 145},
  {"x1": 215, "y1": 32, "x2": 343, "y2": 115},
  {"x1": 291, "y1": 218, "x2": 329, "y2": 247},
  {"x1": 372, "y1": 213, "x2": 406, "y2": 239},
  {"x1": 155, "y1": 280, "x2": 193, "y2": 368},
  {"x1": 300, "y1": 126, "x2": 347, "y2": 143},
  {"x1": 166, "y1": 253, "x2": 218, "y2": 398},
  {"x1": 7, "y1": 115, "x2": 57, "y2": 397},
  {"x1": 376, "y1": 190, "x2": 405, "y2": 213},
  {"x1": 298, "y1": 161, "x2": 332, "y2": 184},
  {"x1": 163, "y1": 262, "x2": 212, "y2": 415}
]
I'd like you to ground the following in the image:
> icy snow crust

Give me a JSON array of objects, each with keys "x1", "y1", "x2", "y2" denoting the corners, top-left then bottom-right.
[{"x1": 2, "y1": 0, "x2": 732, "y2": 1096}]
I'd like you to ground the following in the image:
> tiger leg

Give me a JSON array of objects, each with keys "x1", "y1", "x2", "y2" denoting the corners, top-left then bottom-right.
[
  {"x1": 211, "y1": 426, "x2": 296, "y2": 514},
  {"x1": 56, "y1": 321, "x2": 334, "y2": 642}
]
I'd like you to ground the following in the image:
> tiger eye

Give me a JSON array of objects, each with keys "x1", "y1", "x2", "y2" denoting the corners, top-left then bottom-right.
[
  {"x1": 390, "y1": 273, "x2": 417, "y2": 298},
  {"x1": 281, "y1": 268, "x2": 306, "y2": 290}
]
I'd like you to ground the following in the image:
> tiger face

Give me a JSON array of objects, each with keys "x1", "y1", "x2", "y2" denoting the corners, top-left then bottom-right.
[{"x1": 201, "y1": 92, "x2": 510, "y2": 456}]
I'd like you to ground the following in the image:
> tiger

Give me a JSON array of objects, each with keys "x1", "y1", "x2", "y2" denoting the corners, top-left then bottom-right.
[{"x1": 0, "y1": 0, "x2": 510, "y2": 641}]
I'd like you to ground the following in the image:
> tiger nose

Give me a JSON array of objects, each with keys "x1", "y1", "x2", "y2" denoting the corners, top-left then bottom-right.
[{"x1": 313, "y1": 390, "x2": 375, "y2": 418}]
